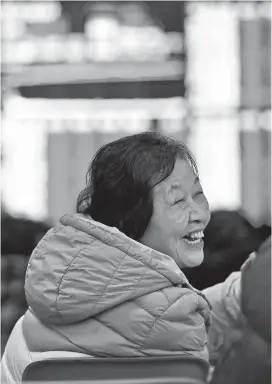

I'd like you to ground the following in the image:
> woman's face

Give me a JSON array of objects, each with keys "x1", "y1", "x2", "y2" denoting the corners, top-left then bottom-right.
[{"x1": 141, "y1": 158, "x2": 211, "y2": 268}]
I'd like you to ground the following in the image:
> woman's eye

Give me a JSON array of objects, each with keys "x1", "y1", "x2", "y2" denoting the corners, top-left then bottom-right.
[
  {"x1": 194, "y1": 191, "x2": 203, "y2": 198},
  {"x1": 174, "y1": 198, "x2": 185, "y2": 205}
]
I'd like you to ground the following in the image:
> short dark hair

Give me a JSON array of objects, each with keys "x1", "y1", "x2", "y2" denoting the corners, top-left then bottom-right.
[{"x1": 76, "y1": 132, "x2": 198, "y2": 240}]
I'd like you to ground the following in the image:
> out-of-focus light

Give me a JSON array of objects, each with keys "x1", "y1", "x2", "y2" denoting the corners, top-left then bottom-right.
[
  {"x1": 190, "y1": 116, "x2": 241, "y2": 210},
  {"x1": 88, "y1": 41, "x2": 118, "y2": 62},
  {"x1": 2, "y1": 42, "x2": 17, "y2": 64},
  {"x1": 1, "y1": 3, "x2": 20, "y2": 19},
  {"x1": 3, "y1": 40, "x2": 37, "y2": 65},
  {"x1": 38, "y1": 38, "x2": 65, "y2": 63},
  {"x1": 84, "y1": 12, "x2": 181, "y2": 62},
  {"x1": 2, "y1": 2, "x2": 61, "y2": 23},
  {"x1": 120, "y1": 26, "x2": 149, "y2": 60},
  {"x1": 23, "y1": 2, "x2": 61, "y2": 23},
  {"x1": 2, "y1": 19, "x2": 26, "y2": 40},
  {"x1": 2, "y1": 117, "x2": 48, "y2": 220},
  {"x1": 187, "y1": 3, "x2": 239, "y2": 110},
  {"x1": 63, "y1": 35, "x2": 85, "y2": 63},
  {"x1": 167, "y1": 32, "x2": 184, "y2": 54},
  {"x1": 4, "y1": 95, "x2": 185, "y2": 123},
  {"x1": 85, "y1": 16, "x2": 120, "y2": 61},
  {"x1": 239, "y1": 2, "x2": 258, "y2": 20},
  {"x1": 85, "y1": 17, "x2": 120, "y2": 40},
  {"x1": 241, "y1": 110, "x2": 259, "y2": 132}
]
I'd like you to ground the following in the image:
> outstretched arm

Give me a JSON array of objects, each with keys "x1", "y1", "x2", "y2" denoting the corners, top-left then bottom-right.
[{"x1": 202, "y1": 271, "x2": 242, "y2": 365}]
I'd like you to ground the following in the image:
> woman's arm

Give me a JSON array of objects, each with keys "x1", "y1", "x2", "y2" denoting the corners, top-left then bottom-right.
[{"x1": 202, "y1": 271, "x2": 242, "y2": 365}]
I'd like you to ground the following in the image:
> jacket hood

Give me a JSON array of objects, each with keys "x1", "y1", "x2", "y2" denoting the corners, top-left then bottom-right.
[{"x1": 25, "y1": 214, "x2": 190, "y2": 325}]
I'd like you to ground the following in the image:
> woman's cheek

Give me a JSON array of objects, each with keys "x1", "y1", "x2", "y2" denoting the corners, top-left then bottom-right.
[
  {"x1": 203, "y1": 195, "x2": 210, "y2": 212},
  {"x1": 172, "y1": 208, "x2": 189, "y2": 228},
  {"x1": 203, "y1": 200, "x2": 211, "y2": 224}
]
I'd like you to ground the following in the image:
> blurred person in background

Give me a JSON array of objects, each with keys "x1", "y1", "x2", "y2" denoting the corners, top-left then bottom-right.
[
  {"x1": 1, "y1": 207, "x2": 50, "y2": 354},
  {"x1": 184, "y1": 210, "x2": 271, "y2": 290},
  {"x1": 1, "y1": 208, "x2": 50, "y2": 256},
  {"x1": 184, "y1": 209, "x2": 270, "y2": 381},
  {"x1": 205, "y1": 236, "x2": 271, "y2": 384},
  {"x1": 2, "y1": 132, "x2": 213, "y2": 383}
]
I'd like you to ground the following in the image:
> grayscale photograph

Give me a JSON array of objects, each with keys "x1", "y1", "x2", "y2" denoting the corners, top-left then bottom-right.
[{"x1": 1, "y1": 1, "x2": 271, "y2": 383}]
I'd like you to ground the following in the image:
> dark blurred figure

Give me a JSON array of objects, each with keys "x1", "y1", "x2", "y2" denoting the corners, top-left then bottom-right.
[
  {"x1": 184, "y1": 210, "x2": 271, "y2": 290},
  {"x1": 1, "y1": 209, "x2": 50, "y2": 256},
  {"x1": 210, "y1": 236, "x2": 271, "y2": 384},
  {"x1": 1, "y1": 209, "x2": 50, "y2": 353}
]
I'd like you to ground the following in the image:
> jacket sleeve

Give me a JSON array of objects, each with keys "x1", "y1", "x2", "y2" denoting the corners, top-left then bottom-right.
[
  {"x1": 202, "y1": 271, "x2": 242, "y2": 365},
  {"x1": 241, "y1": 238, "x2": 271, "y2": 343}
]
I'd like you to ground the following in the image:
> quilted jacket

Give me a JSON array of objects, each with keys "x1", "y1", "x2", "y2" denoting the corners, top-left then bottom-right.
[{"x1": 2, "y1": 213, "x2": 211, "y2": 383}]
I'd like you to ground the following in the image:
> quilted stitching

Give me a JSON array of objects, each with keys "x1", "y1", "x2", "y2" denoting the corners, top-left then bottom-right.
[
  {"x1": 60, "y1": 214, "x2": 183, "y2": 285},
  {"x1": 25, "y1": 213, "x2": 211, "y2": 360},
  {"x1": 94, "y1": 316, "x2": 146, "y2": 353},
  {"x1": 91, "y1": 252, "x2": 129, "y2": 314},
  {"x1": 55, "y1": 239, "x2": 97, "y2": 321}
]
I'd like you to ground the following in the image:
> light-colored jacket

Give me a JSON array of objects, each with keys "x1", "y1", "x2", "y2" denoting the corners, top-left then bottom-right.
[
  {"x1": 1, "y1": 213, "x2": 211, "y2": 383},
  {"x1": 203, "y1": 272, "x2": 242, "y2": 365},
  {"x1": 1, "y1": 316, "x2": 90, "y2": 384}
]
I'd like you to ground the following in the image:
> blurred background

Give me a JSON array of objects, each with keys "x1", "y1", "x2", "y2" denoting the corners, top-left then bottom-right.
[{"x1": 1, "y1": 1, "x2": 271, "y2": 353}]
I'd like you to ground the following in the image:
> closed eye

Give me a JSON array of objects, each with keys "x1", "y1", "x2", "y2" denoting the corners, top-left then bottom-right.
[
  {"x1": 194, "y1": 191, "x2": 203, "y2": 198},
  {"x1": 174, "y1": 198, "x2": 185, "y2": 205}
]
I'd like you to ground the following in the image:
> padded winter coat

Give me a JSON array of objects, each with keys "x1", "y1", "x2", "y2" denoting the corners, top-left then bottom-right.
[
  {"x1": 204, "y1": 236, "x2": 271, "y2": 384},
  {"x1": 1, "y1": 213, "x2": 211, "y2": 383}
]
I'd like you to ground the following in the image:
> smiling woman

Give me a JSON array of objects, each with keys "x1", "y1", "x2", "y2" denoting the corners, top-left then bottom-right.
[
  {"x1": 77, "y1": 134, "x2": 210, "y2": 268},
  {"x1": 2, "y1": 132, "x2": 212, "y2": 384},
  {"x1": 77, "y1": 132, "x2": 201, "y2": 240},
  {"x1": 141, "y1": 158, "x2": 210, "y2": 268}
]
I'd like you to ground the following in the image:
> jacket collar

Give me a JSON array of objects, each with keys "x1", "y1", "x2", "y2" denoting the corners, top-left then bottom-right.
[{"x1": 60, "y1": 213, "x2": 188, "y2": 287}]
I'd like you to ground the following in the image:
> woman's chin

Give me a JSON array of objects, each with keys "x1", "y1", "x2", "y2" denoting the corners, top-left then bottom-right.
[{"x1": 177, "y1": 244, "x2": 204, "y2": 268}]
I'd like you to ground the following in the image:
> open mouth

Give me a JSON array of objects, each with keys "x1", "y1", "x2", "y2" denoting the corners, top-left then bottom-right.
[{"x1": 182, "y1": 230, "x2": 204, "y2": 246}]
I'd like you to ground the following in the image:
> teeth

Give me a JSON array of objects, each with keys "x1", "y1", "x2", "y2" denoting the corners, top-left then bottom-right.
[
  {"x1": 183, "y1": 238, "x2": 201, "y2": 245},
  {"x1": 189, "y1": 231, "x2": 204, "y2": 239},
  {"x1": 182, "y1": 231, "x2": 204, "y2": 245}
]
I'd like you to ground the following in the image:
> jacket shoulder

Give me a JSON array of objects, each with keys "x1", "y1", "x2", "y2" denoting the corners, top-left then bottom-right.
[{"x1": 136, "y1": 286, "x2": 209, "y2": 360}]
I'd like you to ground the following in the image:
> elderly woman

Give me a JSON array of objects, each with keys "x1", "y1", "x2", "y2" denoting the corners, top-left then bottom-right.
[{"x1": 2, "y1": 132, "x2": 212, "y2": 383}]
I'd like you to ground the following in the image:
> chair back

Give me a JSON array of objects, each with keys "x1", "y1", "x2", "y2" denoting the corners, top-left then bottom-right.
[{"x1": 22, "y1": 356, "x2": 209, "y2": 384}]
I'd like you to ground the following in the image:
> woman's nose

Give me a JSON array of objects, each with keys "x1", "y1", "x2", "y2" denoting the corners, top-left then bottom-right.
[{"x1": 188, "y1": 201, "x2": 207, "y2": 224}]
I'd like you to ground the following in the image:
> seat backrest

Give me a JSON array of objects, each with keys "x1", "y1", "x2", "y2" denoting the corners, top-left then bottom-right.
[{"x1": 22, "y1": 356, "x2": 209, "y2": 384}]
